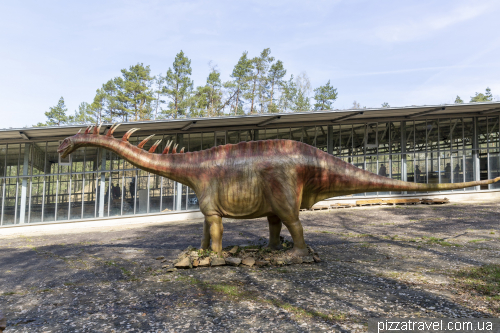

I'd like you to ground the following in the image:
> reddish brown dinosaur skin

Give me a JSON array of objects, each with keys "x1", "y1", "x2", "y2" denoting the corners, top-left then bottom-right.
[{"x1": 58, "y1": 126, "x2": 500, "y2": 256}]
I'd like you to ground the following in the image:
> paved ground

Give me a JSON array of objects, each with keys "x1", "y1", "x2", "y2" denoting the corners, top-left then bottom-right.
[{"x1": 0, "y1": 198, "x2": 499, "y2": 332}]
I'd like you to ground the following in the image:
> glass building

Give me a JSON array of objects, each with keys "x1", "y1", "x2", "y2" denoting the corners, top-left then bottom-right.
[{"x1": 1, "y1": 102, "x2": 499, "y2": 227}]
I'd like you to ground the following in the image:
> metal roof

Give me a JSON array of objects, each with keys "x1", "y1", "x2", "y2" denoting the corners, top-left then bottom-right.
[{"x1": 1, "y1": 101, "x2": 500, "y2": 143}]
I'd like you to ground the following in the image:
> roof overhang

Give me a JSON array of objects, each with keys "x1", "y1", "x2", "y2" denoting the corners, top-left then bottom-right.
[{"x1": 1, "y1": 101, "x2": 499, "y2": 143}]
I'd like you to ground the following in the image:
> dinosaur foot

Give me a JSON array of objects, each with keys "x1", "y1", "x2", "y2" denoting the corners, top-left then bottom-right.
[
  {"x1": 265, "y1": 243, "x2": 283, "y2": 250},
  {"x1": 287, "y1": 247, "x2": 309, "y2": 257}
]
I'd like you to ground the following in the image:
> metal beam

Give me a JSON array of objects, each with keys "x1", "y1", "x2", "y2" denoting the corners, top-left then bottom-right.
[
  {"x1": 181, "y1": 121, "x2": 197, "y2": 131},
  {"x1": 405, "y1": 107, "x2": 445, "y2": 119},
  {"x1": 257, "y1": 116, "x2": 281, "y2": 127},
  {"x1": 478, "y1": 107, "x2": 500, "y2": 115},
  {"x1": 331, "y1": 112, "x2": 364, "y2": 123}
]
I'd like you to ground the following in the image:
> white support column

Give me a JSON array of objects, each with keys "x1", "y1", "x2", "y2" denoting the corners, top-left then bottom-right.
[
  {"x1": 473, "y1": 117, "x2": 480, "y2": 190},
  {"x1": 19, "y1": 143, "x2": 30, "y2": 224},
  {"x1": 98, "y1": 149, "x2": 107, "y2": 217},
  {"x1": 401, "y1": 121, "x2": 408, "y2": 183},
  {"x1": 176, "y1": 182, "x2": 182, "y2": 211}
]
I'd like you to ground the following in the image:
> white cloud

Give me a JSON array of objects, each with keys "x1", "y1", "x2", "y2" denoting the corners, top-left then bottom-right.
[{"x1": 374, "y1": 2, "x2": 493, "y2": 43}]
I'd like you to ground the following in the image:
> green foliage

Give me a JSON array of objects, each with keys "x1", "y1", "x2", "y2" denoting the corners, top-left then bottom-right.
[
  {"x1": 101, "y1": 79, "x2": 121, "y2": 121},
  {"x1": 453, "y1": 264, "x2": 500, "y2": 298},
  {"x1": 454, "y1": 95, "x2": 464, "y2": 104},
  {"x1": 163, "y1": 50, "x2": 194, "y2": 119},
  {"x1": 247, "y1": 48, "x2": 274, "y2": 114},
  {"x1": 228, "y1": 51, "x2": 253, "y2": 115},
  {"x1": 114, "y1": 63, "x2": 155, "y2": 121},
  {"x1": 381, "y1": 102, "x2": 390, "y2": 108},
  {"x1": 279, "y1": 75, "x2": 298, "y2": 112},
  {"x1": 292, "y1": 72, "x2": 312, "y2": 112},
  {"x1": 470, "y1": 87, "x2": 493, "y2": 103},
  {"x1": 313, "y1": 80, "x2": 338, "y2": 111},
  {"x1": 36, "y1": 48, "x2": 344, "y2": 126},
  {"x1": 152, "y1": 74, "x2": 166, "y2": 120},
  {"x1": 191, "y1": 65, "x2": 224, "y2": 118},
  {"x1": 267, "y1": 60, "x2": 287, "y2": 113},
  {"x1": 72, "y1": 102, "x2": 95, "y2": 124},
  {"x1": 36, "y1": 97, "x2": 69, "y2": 126}
]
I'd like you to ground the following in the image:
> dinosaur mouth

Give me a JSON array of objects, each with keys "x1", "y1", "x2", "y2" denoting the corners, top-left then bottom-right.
[{"x1": 57, "y1": 141, "x2": 72, "y2": 158}]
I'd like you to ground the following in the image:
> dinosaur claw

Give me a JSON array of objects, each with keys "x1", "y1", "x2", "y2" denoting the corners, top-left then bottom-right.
[
  {"x1": 172, "y1": 144, "x2": 179, "y2": 154},
  {"x1": 179, "y1": 147, "x2": 185, "y2": 153}
]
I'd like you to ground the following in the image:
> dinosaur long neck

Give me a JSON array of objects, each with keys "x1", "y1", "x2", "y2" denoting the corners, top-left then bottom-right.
[{"x1": 73, "y1": 134, "x2": 197, "y2": 187}]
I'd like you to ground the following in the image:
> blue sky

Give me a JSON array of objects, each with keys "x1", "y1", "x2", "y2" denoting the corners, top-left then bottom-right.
[{"x1": 1, "y1": 0, "x2": 499, "y2": 128}]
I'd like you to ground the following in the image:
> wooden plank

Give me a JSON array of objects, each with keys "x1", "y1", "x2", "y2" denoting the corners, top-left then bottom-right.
[
  {"x1": 332, "y1": 203, "x2": 354, "y2": 209},
  {"x1": 356, "y1": 199, "x2": 383, "y2": 206},
  {"x1": 382, "y1": 198, "x2": 420, "y2": 205}
]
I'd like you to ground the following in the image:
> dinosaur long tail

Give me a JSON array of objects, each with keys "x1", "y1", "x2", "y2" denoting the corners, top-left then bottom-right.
[
  {"x1": 340, "y1": 165, "x2": 500, "y2": 194},
  {"x1": 322, "y1": 153, "x2": 500, "y2": 196},
  {"x1": 369, "y1": 176, "x2": 500, "y2": 192}
]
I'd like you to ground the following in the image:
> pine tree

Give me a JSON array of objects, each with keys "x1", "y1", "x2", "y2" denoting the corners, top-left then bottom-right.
[
  {"x1": 470, "y1": 87, "x2": 493, "y2": 103},
  {"x1": 267, "y1": 60, "x2": 286, "y2": 113},
  {"x1": 313, "y1": 80, "x2": 338, "y2": 111},
  {"x1": 227, "y1": 51, "x2": 253, "y2": 115},
  {"x1": 72, "y1": 102, "x2": 95, "y2": 124},
  {"x1": 163, "y1": 51, "x2": 194, "y2": 119},
  {"x1": 485, "y1": 87, "x2": 493, "y2": 101},
  {"x1": 101, "y1": 80, "x2": 121, "y2": 121},
  {"x1": 90, "y1": 88, "x2": 107, "y2": 123},
  {"x1": 247, "y1": 48, "x2": 274, "y2": 114},
  {"x1": 36, "y1": 97, "x2": 69, "y2": 126},
  {"x1": 152, "y1": 74, "x2": 166, "y2": 120},
  {"x1": 206, "y1": 66, "x2": 223, "y2": 117},
  {"x1": 454, "y1": 96, "x2": 464, "y2": 104},
  {"x1": 279, "y1": 75, "x2": 297, "y2": 112},
  {"x1": 293, "y1": 72, "x2": 312, "y2": 112},
  {"x1": 294, "y1": 91, "x2": 311, "y2": 112},
  {"x1": 191, "y1": 85, "x2": 209, "y2": 118},
  {"x1": 114, "y1": 63, "x2": 155, "y2": 121}
]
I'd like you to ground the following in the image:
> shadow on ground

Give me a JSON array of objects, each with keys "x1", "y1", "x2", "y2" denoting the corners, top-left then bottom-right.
[{"x1": 0, "y1": 201, "x2": 498, "y2": 332}]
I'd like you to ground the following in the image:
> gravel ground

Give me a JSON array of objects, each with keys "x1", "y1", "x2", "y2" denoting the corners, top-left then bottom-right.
[{"x1": 0, "y1": 198, "x2": 499, "y2": 333}]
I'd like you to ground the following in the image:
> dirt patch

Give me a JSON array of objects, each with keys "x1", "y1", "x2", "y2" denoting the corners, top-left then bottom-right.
[{"x1": 0, "y1": 200, "x2": 499, "y2": 332}]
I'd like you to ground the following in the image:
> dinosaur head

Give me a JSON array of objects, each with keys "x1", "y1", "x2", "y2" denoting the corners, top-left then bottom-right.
[
  {"x1": 57, "y1": 124, "x2": 104, "y2": 158},
  {"x1": 57, "y1": 136, "x2": 76, "y2": 158}
]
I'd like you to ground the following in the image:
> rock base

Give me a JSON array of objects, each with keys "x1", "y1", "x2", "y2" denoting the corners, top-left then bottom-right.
[{"x1": 159, "y1": 241, "x2": 320, "y2": 270}]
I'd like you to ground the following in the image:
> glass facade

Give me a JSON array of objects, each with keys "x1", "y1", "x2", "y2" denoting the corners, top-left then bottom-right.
[{"x1": 1, "y1": 115, "x2": 499, "y2": 226}]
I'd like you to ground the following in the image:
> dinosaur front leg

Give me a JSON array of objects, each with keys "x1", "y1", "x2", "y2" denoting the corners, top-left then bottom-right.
[
  {"x1": 266, "y1": 215, "x2": 283, "y2": 250},
  {"x1": 206, "y1": 215, "x2": 224, "y2": 254},
  {"x1": 200, "y1": 219, "x2": 211, "y2": 250}
]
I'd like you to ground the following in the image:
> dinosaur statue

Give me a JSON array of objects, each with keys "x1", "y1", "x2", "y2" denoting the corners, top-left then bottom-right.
[{"x1": 58, "y1": 124, "x2": 500, "y2": 256}]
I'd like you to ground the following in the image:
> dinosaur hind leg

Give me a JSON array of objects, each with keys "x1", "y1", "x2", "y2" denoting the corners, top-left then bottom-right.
[
  {"x1": 272, "y1": 206, "x2": 308, "y2": 256},
  {"x1": 200, "y1": 218, "x2": 211, "y2": 250},
  {"x1": 280, "y1": 216, "x2": 308, "y2": 257},
  {"x1": 206, "y1": 215, "x2": 224, "y2": 254},
  {"x1": 266, "y1": 215, "x2": 283, "y2": 250}
]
